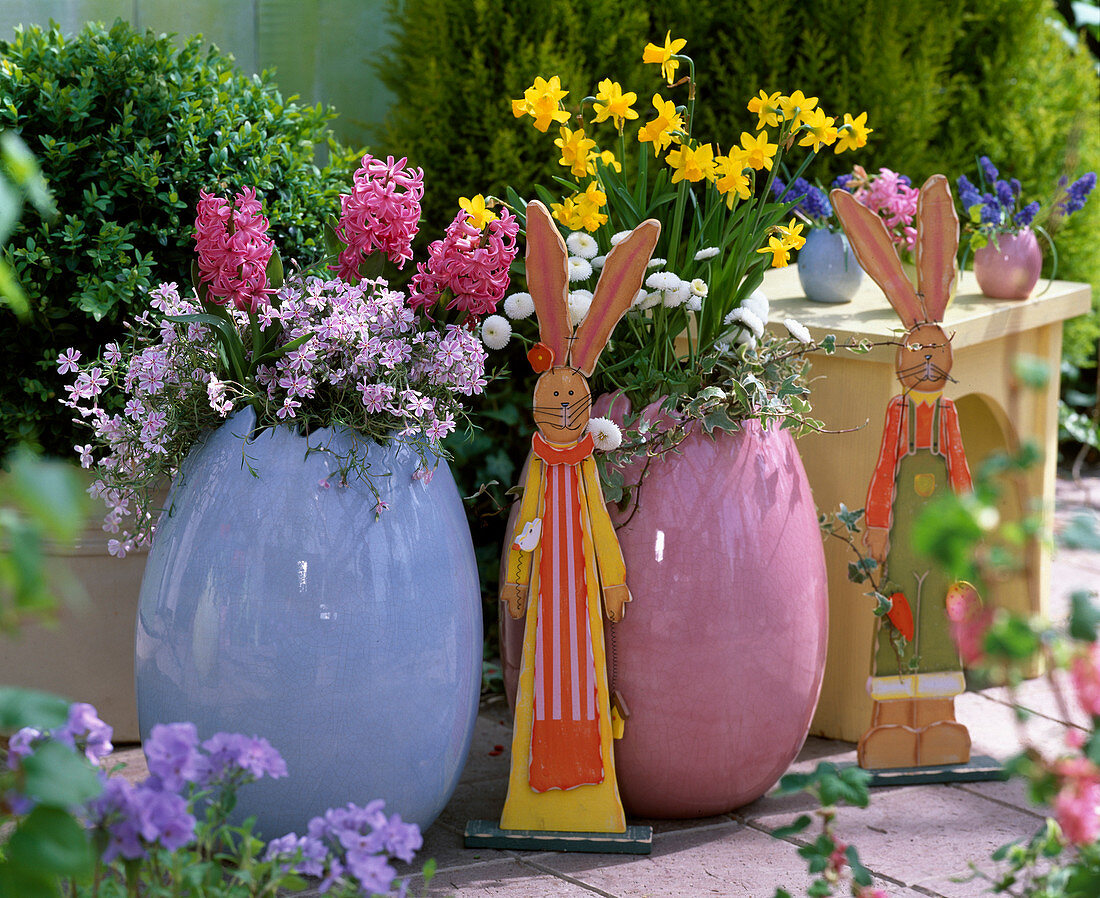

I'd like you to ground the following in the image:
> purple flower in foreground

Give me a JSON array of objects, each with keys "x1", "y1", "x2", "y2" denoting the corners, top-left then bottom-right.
[
  {"x1": 57, "y1": 702, "x2": 114, "y2": 764},
  {"x1": 201, "y1": 732, "x2": 287, "y2": 783},
  {"x1": 144, "y1": 722, "x2": 202, "y2": 791}
]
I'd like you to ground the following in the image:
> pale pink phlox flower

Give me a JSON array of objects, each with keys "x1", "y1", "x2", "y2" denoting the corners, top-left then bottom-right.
[
  {"x1": 1071, "y1": 641, "x2": 1100, "y2": 718},
  {"x1": 1053, "y1": 756, "x2": 1100, "y2": 846}
]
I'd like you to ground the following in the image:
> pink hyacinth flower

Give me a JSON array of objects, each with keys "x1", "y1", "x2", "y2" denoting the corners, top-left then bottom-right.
[
  {"x1": 194, "y1": 188, "x2": 276, "y2": 312},
  {"x1": 409, "y1": 207, "x2": 519, "y2": 318},
  {"x1": 333, "y1": 154, "x2": 424, "y2": 281}
]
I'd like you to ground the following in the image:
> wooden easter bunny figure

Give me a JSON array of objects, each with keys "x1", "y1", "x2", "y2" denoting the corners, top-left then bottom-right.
[
  {"x1": 498, "y1": 201, "x2": 659, "y2": 837},
  {"x1": 832, "y1": 175, "x2": 978, "y2": 771}
]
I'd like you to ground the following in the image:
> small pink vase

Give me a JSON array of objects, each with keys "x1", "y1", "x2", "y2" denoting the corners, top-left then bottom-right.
[
  {"x1": 972, "y1": 228, "x2": 1044, "y2": 300},
  {"x1": 500, "y1": 409, "x2": 828, "y2": 818}
]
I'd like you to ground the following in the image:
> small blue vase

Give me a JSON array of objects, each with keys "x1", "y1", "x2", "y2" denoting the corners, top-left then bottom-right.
[
  {"x1": 135, "y1": 408, "x2": 481, "y2": 838},
  {"x1": 797, "y1": 228, "x2": 864, "y2": 303}
]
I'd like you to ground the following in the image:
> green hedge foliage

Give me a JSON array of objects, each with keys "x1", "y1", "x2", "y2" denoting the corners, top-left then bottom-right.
[
  {"x1": 378, "y1": 0, "x2": 1099, "y2": 468},
  {"x1": 0, "y1": 20, "x2": 359, "y2": 457}
]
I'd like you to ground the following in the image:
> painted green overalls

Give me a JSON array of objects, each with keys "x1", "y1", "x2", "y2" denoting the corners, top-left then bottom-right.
[{"x1": 871, "y1": 397, "x2": 963, "y2": 688}]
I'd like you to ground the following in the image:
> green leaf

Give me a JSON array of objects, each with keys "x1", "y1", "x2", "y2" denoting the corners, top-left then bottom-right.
[
  {"x1": 4, "y1": 449, "x2": 88, "y2": 543},
  {"x1": 769, "y1": 814, "x2": 812, "y2": 839},
  {"x1": 266, "y1": 247, "x2": 284, "y2": 289},
  {"x1": 1012, "y1": 354, "x2": 1050, "y2": 390},
  {"x1": 1062, "y1": 514, "x2": 1100, "y2": 552},
  {"x1": 845, "y1": 844, "x2": 873, "y2": 887},
  {"x1": 22, "y1": 741, "x2": 103, "y2": 808},
  {"x1": 421, "y1": 857, "x2": 437, "y2": 887},
  {"x1": 0, "y1": 863, "x2": 63, "y2": 898},
  {"x1": 0, "y1": 687, "x2": 71, "y2": 732},
  {"x1": 1070, "y1": 591, "x2": 1100, "y2": 641},
  {"x1": 5, "y1": 806, "x2": 93, "y2": 877}
]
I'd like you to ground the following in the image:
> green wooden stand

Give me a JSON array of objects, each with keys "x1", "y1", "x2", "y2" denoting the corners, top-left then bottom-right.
[
  {"x1": 847, "y1": 754, "x2": 1008, "y2": 787},
  {"x1": 464, "y1": 819, "x2": 652, "y2": 854}
]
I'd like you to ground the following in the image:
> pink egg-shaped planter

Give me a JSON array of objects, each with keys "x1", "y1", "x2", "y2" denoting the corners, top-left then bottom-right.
[
  {"x1": 500, "y1": 417, "x2": 828, "y2": 819},
  {"x1": 972, "y1": 228, "x2": 1043, "y2": 299}
]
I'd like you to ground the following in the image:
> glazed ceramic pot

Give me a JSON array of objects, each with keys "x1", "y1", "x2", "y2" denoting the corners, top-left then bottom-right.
[
  {"x1": 136, "y1": 408, "x2": 482, "y2": 837},
  {"x1": 973, "y1": 228, "x2": 1043, "y2": 299},
  {"x1": 501, "y1": 414, "x2": 828, "y2": 818},
  {"x1": 797, "y1": 228, "x2": 863, "y2": 303}
]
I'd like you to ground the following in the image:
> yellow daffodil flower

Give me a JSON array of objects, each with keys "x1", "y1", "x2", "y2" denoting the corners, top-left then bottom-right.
[
  {"x1": 513, "y1": 75, "x2": 570, "y2": 132},
  {"x1": 757, "y1": 234, "x2": 792, "y2": 268},
  {"x1": 637, "y1": 94, "x2": 685, "y2": 157},
  {"x1": 587, "y1": 149, "x2": 622, "y2": 175},
  {"x1": 592, "y1": 79, "x2": 638, "y2": 130},
  {"x1": 551, "y1": 196, "x2": 583, "y2": 230},
  {"x1": 642, "y1": 31, "x2": 687, "y2": 85},
  {"x1": 459, "y1": 194, "x2": 498, "y2": 229},
  {"x1": 778, "y1": 90, "x2": 818, "y2": 129},
  {"x1": 776, "y1": 218, "x2": 807, "y2": 251},
  {"x1": 555, "y1": 126, "x2": 597, "y2": 178},
  {"x1": 797, "y1": 108, "x2": 838, "y2": 154},
  {"x1": 738, "y1": 131, "x2": 778, "y2": 171},
  {"x1": 577, "y1": 181, "x2": 609, "y2": 231},
  {"x1": 714, "y1": 154, "x2": 752, "y2": 208},
  {"x1": 747, "y1": 90, "x2": 782, "y2": 130},
  {"x1": 834, "y1": 111, "x2": 873, "y2": 154},
  {"x1": 666, "y1": 142, "x2": 717, "y2": 184}
]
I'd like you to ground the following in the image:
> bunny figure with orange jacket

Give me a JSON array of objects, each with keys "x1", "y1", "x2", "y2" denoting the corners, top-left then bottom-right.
[
  {"x1": 832, "y1": 175, "x2": 978, "y2": 771},
  {"x1": 498, "y1": 201, "x2": 659, "y2": 833}
]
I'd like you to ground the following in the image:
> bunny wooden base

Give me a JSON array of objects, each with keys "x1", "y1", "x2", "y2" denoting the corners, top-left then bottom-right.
[{"x1": 857, "y1": 698, "x2": 971, "y2": 769}]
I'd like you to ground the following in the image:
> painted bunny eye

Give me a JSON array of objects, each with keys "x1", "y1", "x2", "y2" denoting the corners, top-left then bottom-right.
[
  {"x1": 568, "y1": 390, "x2": 574, "y2": 396},
  {"x1": 553, "y1": 391, "x2": 559, "y2": 396}
]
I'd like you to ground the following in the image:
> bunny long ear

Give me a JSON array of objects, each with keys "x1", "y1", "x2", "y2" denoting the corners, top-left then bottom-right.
[
  {"x1": 915, "y1": 174, "x2": 958, "y2": 323},
  {"x1": 831, "y1": 189, "x2": 923, "y2": 329},
  {"x1": 570, "y1": 219, "x2": 661, "y2": 376},
  {"x1": 524, "y1": 201, "x2": 571, "y2": 366}
]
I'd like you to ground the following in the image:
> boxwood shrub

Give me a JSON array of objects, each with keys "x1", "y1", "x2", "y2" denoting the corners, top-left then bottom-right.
[{"x1": 0, "y1": 19, "x2": 359, "y2": 457}]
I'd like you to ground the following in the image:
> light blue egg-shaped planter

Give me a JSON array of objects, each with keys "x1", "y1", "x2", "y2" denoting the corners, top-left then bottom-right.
[
  {"x1": 797, "y1": 228, "x2": 864, "y2": 303},
  {"x1": 135, "y1": 408, "x2": 481, "y2": 838}
]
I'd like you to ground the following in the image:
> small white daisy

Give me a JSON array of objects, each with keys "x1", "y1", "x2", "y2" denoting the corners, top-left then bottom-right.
[
  {"x1": 480, "y1": 314, "x2": 512, "y2": 350},
  {"x1": 591, "y1": 254, "x2": 607, "y2": 269},
  {"x1": 568, "y1": 256, "x2": 593, "y2": 282},
  {"x1": 630, "y1": 288, "x2": 647, "y2": 308},
  {"x1": 587, "y1": 416, "x2": 623, "y2": 452},
  {"x1": 640, "y1": 291, "x2": 663, "y2": 310},
  {"x1": 743, "y1": 287, "x2": 769, "y2": 323},
  {"x1": 784, "y1": 317, "x2": 812, "y2": 344},
  {"x1": 646, "y1": 257, "x2": 668, "y2": 268},
  {"x1": 663, "y1": 282, "x2": 690, "y2": 308},
  {"x1": 694, "y1": 246, "x2": 720, "y2": 261},
  {"x1": 690, "y1": 278, "x2": 708, "y2": 298},
  {"x1": 645, "y1": 271, "x2": 681, "y2": 292},
  {"x1": 565, "y1": 231, "x2": 599, "y2": 259},
  {"x1": 725, "y1": 307, "x2": 765, "y2": 339},
  {"x1": 735, "y1": 329, "x2": 758, "y2": 349},
  {"x1": 503, "y1": 291, "x2": 535, "y2": 320},
  {"x1": 568, "y1": 289, "x2": 593, "y2": 326},
  {"x1": 610, "y1": 230, "x2": 633, "y2": 246},
  {"x1": 686, "y1": 294, "x2": 703, "y2": 313}
]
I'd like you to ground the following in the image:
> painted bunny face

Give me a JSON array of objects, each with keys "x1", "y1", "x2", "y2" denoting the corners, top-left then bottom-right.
[
  {"x1": 532, "y1": 366, "x2": 592, "y2": 443},
  {"x1": 896, "y1": 323, "x2": 953, "y2": 392}
]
